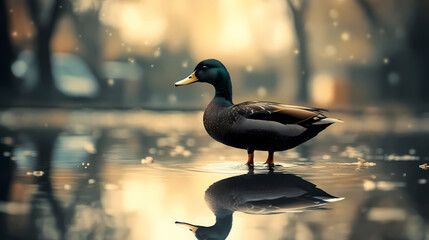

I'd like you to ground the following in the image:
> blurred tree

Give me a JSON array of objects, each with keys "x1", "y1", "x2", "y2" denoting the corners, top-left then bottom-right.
[
  {"x1": 356, "y1": 0, "x2": 429, "y2": 105},
  {"x1": 286, "y1": 0, "x2": 310, "y2": 102},
  {"x1": 0, "y1": 0, "x2": 15, "y2": 104},
  {"x1": 65, "y1": 0, "x2": 108, "y2": 101},
  {"x1": 25, "y1": 0, "x2": 65, "y2": 102}
]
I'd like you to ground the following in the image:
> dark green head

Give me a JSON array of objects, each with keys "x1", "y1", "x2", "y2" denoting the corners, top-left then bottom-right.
[{"x1": 175, "y1": 59, "x2": 233, "y2": 104}]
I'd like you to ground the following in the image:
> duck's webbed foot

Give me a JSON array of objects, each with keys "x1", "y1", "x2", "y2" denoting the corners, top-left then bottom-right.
[{"x1": 265, "y1": 151, "x2": 274, "y2": 166}]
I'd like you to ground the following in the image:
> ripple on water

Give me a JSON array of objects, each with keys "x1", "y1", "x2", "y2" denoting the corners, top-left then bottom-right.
[
  {"x1": 139, "y1": 160, "x2": 298, "y2": 175},
  {"x1": 194, "y1": 162, "x2": 298, "y2": 174}
]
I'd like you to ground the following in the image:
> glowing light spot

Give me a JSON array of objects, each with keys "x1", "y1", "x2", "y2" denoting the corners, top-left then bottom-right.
[
  {"x1": 11, "y1": 60, "x2": 28, "y2": 78},
  {"x1": 154, "y1": 48, "x2": 161, "y2": 58},
  {"x1": 383, "y1": 58, "x2": 389, "y2": 64},
  {"x1": 141, "y1": 156, "x2": 154, "y2": 164},
  {"x1": 329, "y1": 9, "x2": 339, "y2": 19},
  {"x1": 418, "y1": 179, "x2": 427, "y2": 184},
  {"x1": 325, "y1": 45, "x2": 337, "y2": 57},
  {"x1": 1, "y1": 137, "x2": 13, "y2": 145},
  {"x1": 108, "y1": 78, "x2": 115, "y2": 86},
  {"x1": 367, "y1": 208, "x2": 406, "y2": 221},
  {"x1": 168, "y1": 94, "x2": 177, "y2": 103},
  {"x1": 311, "y1": 74, "x2": 335, "y2": 105},
  {"x1": 33, "y1": 171, "x2": 44, "y2": 177},
  {"x1": 256, "y1": 87, "x2": 267, "y2": 97},
  {"x1": 84, "y1": 143, "x2": 96, "y2": 154},
  {"x1": 341, "y1": 32, "x2": 350, "y2": 41}
]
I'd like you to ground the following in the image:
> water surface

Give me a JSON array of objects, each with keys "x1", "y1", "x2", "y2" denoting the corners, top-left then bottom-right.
[{"x1": 0, "y1": 109, "x2": 428, "y2": 240}]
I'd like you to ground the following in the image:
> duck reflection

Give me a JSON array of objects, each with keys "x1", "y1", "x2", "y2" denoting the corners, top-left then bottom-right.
[{"x1": 176, "y1": 171, "x2": 343, "y2": 240}]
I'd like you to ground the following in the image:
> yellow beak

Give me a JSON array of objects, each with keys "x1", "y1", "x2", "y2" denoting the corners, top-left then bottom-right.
[
  {"x1": 175, "y1": 71, "x2": 198, "y2": 86},
  {"x1": 175, "y1": 221, "x2": 199, "y2": 233}
]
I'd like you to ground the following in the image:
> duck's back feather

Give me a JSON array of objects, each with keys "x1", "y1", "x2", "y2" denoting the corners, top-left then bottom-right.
[{"x1": 233, "y1": 101, "x2": 328, "y2": 126}]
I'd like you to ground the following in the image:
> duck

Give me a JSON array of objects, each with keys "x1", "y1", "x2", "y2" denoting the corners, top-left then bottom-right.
[
  {"x1": 175, "y1": 172, "x2": 343, "y2": 240},
  {"x1": 175, "y1": 59, "x2": 342, "y2": 166}
]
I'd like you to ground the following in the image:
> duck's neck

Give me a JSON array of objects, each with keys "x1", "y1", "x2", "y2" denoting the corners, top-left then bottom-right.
[
  {"x1": 212, "y1": 73, "x2": 233, "y2": 107},
  {"x1": 210, "y1": 211, "x2": 233, "y2": 238}
]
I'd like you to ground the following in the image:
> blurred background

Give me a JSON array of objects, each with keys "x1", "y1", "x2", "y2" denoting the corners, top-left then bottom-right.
[
  {"x1": 1, "y1": 0, "x2": 428, "y2": 109},
  {"x1": 1, "y1": 0, "x2": 429, "y2": 240}
]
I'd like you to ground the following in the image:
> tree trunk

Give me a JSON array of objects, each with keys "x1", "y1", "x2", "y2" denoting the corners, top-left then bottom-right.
[
  {"x1": 0, "y1": 0, "x2": 14, "y2": 104},
  {"x1": 287, "y1": 0, "x2": 310, "y2": 102},
  {"x1": 26, "y1": 0, "x2": 64, "y2": 104},
  {"x1": 33, "y1": 28, "x2": 56, "y2": 100}
]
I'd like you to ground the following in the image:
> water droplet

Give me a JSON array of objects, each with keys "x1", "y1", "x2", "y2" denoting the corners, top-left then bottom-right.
[
  {"x1": 149, "y1": 148, "x2": 157, "y2": 154},
  {"x1": 33, "y1": 171, "x2": 44, "y2": 177},
  {"x1": 186, "y1": 138, "x2": 196, "y2": 147},
  {"x1": 183, "y1": 150, "x2": 191, "y2": 157},
  {"x1": 175, "y1": 146, "x2": 185, "y2": 154},
  {"x1": 141, "y1": 156, "x2": 154, "y2": 164},
  {"x1": 88, "y1": 179, "x2": 96, "y2": 184},
  {"x1": 383, "y1": 58, "x2": 389, "y2": 64}
]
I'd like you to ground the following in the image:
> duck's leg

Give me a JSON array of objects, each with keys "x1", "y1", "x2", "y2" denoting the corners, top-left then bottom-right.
[
  {"x1": 246, "y1": 149, "x2": 254, "y2": 166},
  {"x1": 265, "y1": 151, "x2": 274, "y2": 166}
]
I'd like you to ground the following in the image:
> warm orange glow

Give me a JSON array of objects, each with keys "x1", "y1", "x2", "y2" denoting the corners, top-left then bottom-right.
[
  {"x1": 311, "y1": 74, "x2": 335, "y2": 105},
  {"x1": 100, "y1": 0, "x2": 293, "y2": 66}
]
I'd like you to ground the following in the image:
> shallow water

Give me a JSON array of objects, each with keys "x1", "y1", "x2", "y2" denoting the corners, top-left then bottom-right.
[{"x1": 0, "y1": 109, "x2": 428, "y2": 240}]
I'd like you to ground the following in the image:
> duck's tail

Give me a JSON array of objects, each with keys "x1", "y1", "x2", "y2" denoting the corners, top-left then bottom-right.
[{"x1": 312, "y1": 117, "x2": 343, "y2": 125}]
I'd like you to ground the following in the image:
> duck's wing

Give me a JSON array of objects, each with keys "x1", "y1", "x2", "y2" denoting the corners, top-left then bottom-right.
[{"x1": 233, "y1": 101, "x2": 330, "y2": 126}]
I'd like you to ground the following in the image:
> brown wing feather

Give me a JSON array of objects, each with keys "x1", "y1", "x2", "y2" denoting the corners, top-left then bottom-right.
[{"x1": 234, "y1": 101, "x2": 326, "y2": 125}]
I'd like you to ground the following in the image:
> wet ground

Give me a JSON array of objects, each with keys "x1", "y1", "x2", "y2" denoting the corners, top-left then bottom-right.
[{"x1": 0, "y1": 108, "x2": 428, "y2": 240}]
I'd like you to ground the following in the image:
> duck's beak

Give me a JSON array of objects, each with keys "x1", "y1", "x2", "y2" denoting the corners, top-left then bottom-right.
[
  {"x1": 175, "y1": 221, "x2": 199, "y2": 234},
  {"x1": 175, "y1": 71, "x2": 198, "y2": 86}
]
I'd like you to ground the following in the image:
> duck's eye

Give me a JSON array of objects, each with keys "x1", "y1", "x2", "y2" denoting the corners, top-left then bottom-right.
[{"x1": 202, "y1": 66, "x2": 208, "y2": 71}]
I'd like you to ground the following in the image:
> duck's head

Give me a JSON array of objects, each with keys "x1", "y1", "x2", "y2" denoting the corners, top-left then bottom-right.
[
  {"x1": 175, "y1": 59, "x2": 233, "y2": 104},
  {"x1": 175, "y1": 219, "x2": 232, "y2": 240},
  {"x1": 175, "y1": 59, "x2": 230, "y2": 87}
]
